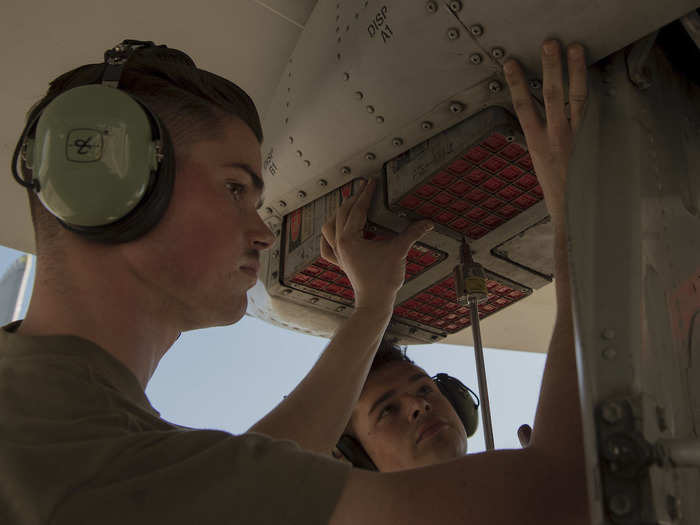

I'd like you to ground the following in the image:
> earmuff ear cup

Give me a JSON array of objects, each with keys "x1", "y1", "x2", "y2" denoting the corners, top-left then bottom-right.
[
  {"x1": 434, "y1": 373, "x2": 480, "y2": 437},
  {"x1": 336, "y1": 434, "x2": 378, "y2": 471},
  {"x1": 58, "y1": 106, "x2": 175, "y2": 243}
]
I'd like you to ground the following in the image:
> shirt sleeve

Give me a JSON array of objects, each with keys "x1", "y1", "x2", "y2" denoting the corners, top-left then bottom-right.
[{"x1": 50, "y1": 429, "x2": 351, "y2": 525}]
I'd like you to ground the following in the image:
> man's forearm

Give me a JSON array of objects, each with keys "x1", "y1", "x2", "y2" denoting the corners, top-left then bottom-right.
[{"x1": 248, "y1": 304, "x2": 392, "y2": 454}]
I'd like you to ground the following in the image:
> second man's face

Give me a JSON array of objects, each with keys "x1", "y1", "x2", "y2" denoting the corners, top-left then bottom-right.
[{"x1": 351, "y1": 361, "x2": 468, "y2": 472}]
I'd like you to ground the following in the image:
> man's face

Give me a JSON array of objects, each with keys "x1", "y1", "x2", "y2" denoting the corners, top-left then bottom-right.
[
  {"x1": 351, "y1": 361, "x2": 468, "y2": 472},
  {"x1": 119, "y1": 117, "x2": 274, "y2": 330}
]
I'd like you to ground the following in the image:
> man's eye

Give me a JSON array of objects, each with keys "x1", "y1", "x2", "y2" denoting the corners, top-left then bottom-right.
[
  {"x1": 418, "y1": 385, "x2": 434, "y2": 396},
  {"x1": 378, "y1": 404, "x2": 396, "y2": 420},
  {"x1": 225, "y1": 182, "x2": 245, "y2": 200}
]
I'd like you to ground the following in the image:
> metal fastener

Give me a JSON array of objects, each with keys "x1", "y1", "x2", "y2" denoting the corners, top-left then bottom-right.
[
  {"x1": 602, "y1": 347, "x2": 617, "y2": 360},
  {"x1": 309, "y1": 297, "x2": 319, "y2": 304},
  {"x1": 491, "y1": 47, "x2": 505, "y2": 59},
  {"x1": 343, "y1": 72, "x2": 350, "y2": 81},
  {"x1": 272, "y1": 250, "x2": 279, "y2": 258},
  {"x1": 336, "y1": 306, "x2": 346, "y2": 312},
  {"x1": 281, "y1": 289, "x2": 292, "y2": 295},
  {"x1": 409, "y1": 327, "x2": 418, "y2": 335},
  {"x1": 392, "y1": 137, "x2": 404, "y2": 147},
  {"x1": 608, "y1": 494, "x2": 632, "y2": 517},
  {"x1": 354, "y1": 91, "x2": 364, "y2": 100},
  {"x1": 304, "y1": 160, "x2": 311, "y2": 167},
  {"x1": 318, "y1": 179, "x2": 328, "y2": 187},
  {"x1": 602, "y1": 328, "x2": 616, "y2": 340},
  {"x1": 447, "y1": 28, "x2": 460, "y2": 40},
  {"x1": 449, "y1": 0, "x2": 463, "y2": 12},
  {"x1": 278, "y1": 201, "x2": 287, "y2": 208},
  {"x1": 469, "y1": 24, "x2": 483, "y2": 37},
  {"x1": 425, "y1": 1, "x2": 437, "y2": 13},
  {"x1": 288, "y1": 136, "x2": 294, "y2": 144},
  {"x1": 528, "y1": 79, "x2": 542, "y2": 89},
  {"x1": 297, "y1": 191, "x2": 307, "y2": 199},
  {"x1": 271, "y1": 271, "x2": 278, "y2": 279},
  {"x1": 265, "y1": 207, "x2": 273, "y2": 215},
  {"x1": 365, "y1": 152, "x2": 376, "y2": 161},
  {"x1": 449, "y1": 101, "x2": 465, "y2": 113},
  {"x1": 296, "y1": 150, "x2": 303, "y2": 157},
  {"x1": 601, "y1": 402, "x2": 623, "y2": 424},
  {"x1": 366, "y1": 105, "x2": 375, "y2": 113},
  {"x1": 341, "y1": 166, "x2": 352, "y2": 175},
  {"x1": 274, "y1": 229, "x2": 281, "y2": 237},
  {"x1": 469, "y1": 53, "x2": 483, "y2": 65},
  {"x1": 489, "y1": 81, "x2": 502, "y2": 94},
  {"x1": 431, "y1": 335, "x2": 439, "y2": 340},
  {"x1": 376, "y1": 116, "x2": 385, "y2": 123},
  {"x1": 421, "y1": 121, "x2": 434, "y2": 130}
]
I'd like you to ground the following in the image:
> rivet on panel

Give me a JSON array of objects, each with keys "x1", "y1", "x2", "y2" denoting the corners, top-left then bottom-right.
[
  {"x1": 341, "y1": 166, "x2": 352, "y2": 175},
  {"x1": 282, "y1": 289, "x2": 293, "y2": 295},
  {"x1": 304, "y1": 160, "x2": 311, "y2": 167},
  {"x1": 336, "y1": 53, "x2": 342, "y2": 61},
  {"x1": 489, "y1": 81, "x2": 502, "y2": 94},
  {"x1": 336, "y1": 306, "x2": 346, "y2": 312},
  {"x1": 318, "y1": 179, "x2": 328, "y2": 187},
  {"x1": 288, "y1": 136, "x2": 294, "y2": 144},
  {"x1": 296, "y1": 150, "x2": 303, "y2": 157},
  {"x1": 376, "y1": 116, "x2": 385, "y2": 123},
  {"x1": 272, "y1": 250, "x2": 280, "y2": 258},
  {"x1": 392, "y1": 137, "x2": 404, "y2": 147},
  {"x1": 421, "y1": 121, "x2": 434, "y2": 130},
  {"x1": 354, "y1": 91, "x2": 364, "y2": 100},
  {"x1": 425, "y1": 1, "x2": 437, "y2": 13},
  {"x1": 469, "y1": 53, "x2": 483, "y2": 65},
  {"x1": 366, "y1": 105, "x2": 375, "y2": 113},
  {"x1": 447, "y1": 28, "x2": 460, "y2": 40},
  {"x1": 602, "y1": 328, "x2": 616, "y2": 340},
  {"x1": 469, "y1": 24, "x2": 483, "y2": 37},
  {"x1": 278, "y1": 201, "x2": 287, "y2": 208},
  {"x1": 265, "y1": 207, "x2": 273, "y2": 215},
  {"x1": 297, "y1": 191, "x2": 307, "y2": 199},
  {"x1": 271, "y1": 271, "x2": 278, "y2": 279},
  {"x1": 449, "y1": 101, "x2": 465, "y2": 113},
  {"x1": 309, "y1": 297, "x2": 319, "y2": 304},
  {"x1": 365, "y1": 152, "x2": 376, "y2": 161},
  {"x1": 343, "y1": 72, "x2": 350, "y2": 81},
  {"x1": 491, "y1": 47, "x2": 506, "y2": 59},
  {"x1": 449, "y1": 1, "x2": 462, "y2": 12}
]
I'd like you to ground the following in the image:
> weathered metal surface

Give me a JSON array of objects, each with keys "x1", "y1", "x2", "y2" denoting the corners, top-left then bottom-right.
[{"x1": 568, "y1": 41, "x2": 700, "y2": 524}]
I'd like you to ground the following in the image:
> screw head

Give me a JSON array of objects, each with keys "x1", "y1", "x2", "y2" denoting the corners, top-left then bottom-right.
[
  {"x1": 449, "y1": 0, "x2": 463, "y2": 12},
  {"x1": 602, "y1": 347, "x2": 617, "y2": 360},
  {"x1": 425, "y1": 0, "x2": 437, "y2": 13},
  {"x1": 392, "y1": 137, "x2": 404, "y2": 147},
  {"x1": 491, "y1": 47, "x2": 505, "y2": 59},
  {"x1": 281, "y1": 289, "x2": 292, "y2": 295},
  {"x1": 489, "y1": 80, "x2": 502, "y2": 94},
  {"x1": 296, "y1": 150, "x2": 303, "y2": 157},
  {"x1": 365, "y1": 152, "x2": 376, "y2": 161},
  {"x1": 309, "y1": 297, "x2": 319, "y2": 304},
  {"x1": 366, "y1": 105, "x2": 375, "y2": 113},
  {"x1": 601, "y1": 402, "x2": 623, "y2": 424},
  {"x1": 469, "y1": 53, "x2": 483, "y2": 65},
  {"x1": 449, "y1": 101, "x2": 465, "y2": 113},
  {"x1": 336, "y1": 306, "x2": 346, "y2": 312},
  {"x1": 608, "y1": 494, "x2": 632, "y2": 517},
  {"x1": 343, "y1": 72, "x2": 350, "y2": 81},
  {"x1": 447, "y1": 28, "x2": 460, "y2": 40},
  {"x1": 421, "y1": 121, "x2": 434, "y2": 130},
  {"x1": 265, "y1": 207, "x2": 273, "y2": 215},
  {"x1": 354, "y1": 91, "x2": 364, "y2": 100},
  {"x1": 288, "y1": 136, "x2": 294, "y2": 144},
  {"x1": 278, "y1": 201, "x2": 287, "y2": 208},
  {"x1": 318, "y1": 179, "x2": 328, "y2": 187},
  {"x1": 469, "y1": 24, "x2": 483, "y2": 36},
  {"x1": 297, "y1": 191, "x2": 307, "y2": 199},
  {"x1": 341, "y1": 166, "x2": 352, "y2": 175},
  {"x1": 376, "y1": 116, "x2": 385, "y2": 123},
  {"x1": 271, "y1": 271, "x2": 278, "y2": 279},
  {"x1": 304, "y1": 160, "x2": 311, "y2": 167}
]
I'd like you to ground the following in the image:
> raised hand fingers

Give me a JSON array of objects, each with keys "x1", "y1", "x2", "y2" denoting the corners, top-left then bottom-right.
[
  {"x1": 541, "y1": 40, "x2": 568, "y2": 144},
  {"x1": 566, "y1": 43, "x2": 588, "y2": 134},
  {"x1": 504, "y1": 59, "x2": 543, "y2": 141},
  {"x1": 345, "y1": 179, "x2": 375, "y2": 234},
  {"x1": 320, "y1": 235, "x2": 339, "y2": 266}
]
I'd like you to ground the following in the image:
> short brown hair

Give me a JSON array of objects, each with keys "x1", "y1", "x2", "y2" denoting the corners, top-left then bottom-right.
[
  {"x1": 369, "y1": 339, "x2": 414, "y2": 375},
  {"x1": 23, "y1": 44, "x2": 262, "y2": 250}
]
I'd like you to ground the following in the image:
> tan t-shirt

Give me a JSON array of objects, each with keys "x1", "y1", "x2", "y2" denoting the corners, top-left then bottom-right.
[{"x1": 0, "y1": 321, "x2": 350, "y2": 525}]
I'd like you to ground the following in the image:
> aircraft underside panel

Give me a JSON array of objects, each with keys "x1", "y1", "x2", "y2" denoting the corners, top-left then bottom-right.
[{"x1": 568, "y1": 42, "x2": 700, "y2": 524}]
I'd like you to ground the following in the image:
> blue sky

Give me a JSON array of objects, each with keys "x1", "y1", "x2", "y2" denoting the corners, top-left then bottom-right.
[{"x1": 0, "y1": 244, "x2": 546, "y2": 453}]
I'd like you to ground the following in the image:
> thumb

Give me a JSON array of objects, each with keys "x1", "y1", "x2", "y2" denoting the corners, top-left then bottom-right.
[{"x1": 395, "y1": 221, "x2": 434, "y2": 255}]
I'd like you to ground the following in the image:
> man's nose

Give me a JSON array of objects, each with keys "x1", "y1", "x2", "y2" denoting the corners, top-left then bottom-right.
[
  {"x1": 250, "y1": 212, "x2": 275, "y2": 250},
  {"x1": 406, "y1": 395, "x2": 431, "y2": 421}
]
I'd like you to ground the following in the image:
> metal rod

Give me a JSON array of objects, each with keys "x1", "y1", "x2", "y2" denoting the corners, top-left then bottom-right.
[
  {"x1": 469, "y1": 298, "x2": 495, "y2": 451},
  {"x1": 659, "y1": 439, "x2": 700, "y2": 468}
]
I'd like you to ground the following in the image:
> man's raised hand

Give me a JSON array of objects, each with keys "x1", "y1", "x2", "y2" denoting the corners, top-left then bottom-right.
[{"x1": 320, "y1": 179, "x2": 433, "y2": 312}]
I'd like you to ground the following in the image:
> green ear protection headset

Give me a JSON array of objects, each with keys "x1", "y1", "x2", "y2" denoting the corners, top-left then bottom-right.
[
  {"x1": 337, "y1": 373, "x2": 480, "y2": 470},
  {"x1": 11, "y1": 39, "x2": 178, "y2": 243}
]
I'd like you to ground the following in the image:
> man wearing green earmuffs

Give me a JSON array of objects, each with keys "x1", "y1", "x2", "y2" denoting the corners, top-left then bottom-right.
[{"x1": 1, "y1": 38, "x2": 588, "y2": 524}]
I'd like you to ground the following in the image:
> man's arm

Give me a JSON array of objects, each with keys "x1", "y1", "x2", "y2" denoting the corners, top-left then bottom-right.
[
  {"x1": 249, "y1": 180, "x2": 433, "y2": 454},
  {"x1": 330, "y1": 40, "x2": 589, "y2": 525}
]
